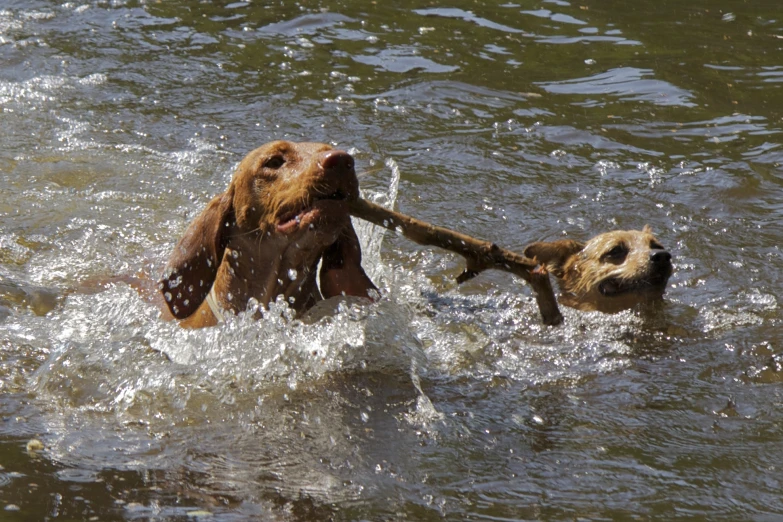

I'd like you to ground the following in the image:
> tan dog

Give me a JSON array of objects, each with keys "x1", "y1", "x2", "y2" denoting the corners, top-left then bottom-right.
[
  {"x1": 524, "y1": 226, "x2": 673, "y2": 313},
  {"x1": 159, "y1": 140, "x2": 377, "y2": 328}
]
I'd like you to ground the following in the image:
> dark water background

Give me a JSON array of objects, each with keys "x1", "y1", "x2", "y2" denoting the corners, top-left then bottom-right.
[{"x1": 1, "y1": 1, "x2": 783, "y2": 520}]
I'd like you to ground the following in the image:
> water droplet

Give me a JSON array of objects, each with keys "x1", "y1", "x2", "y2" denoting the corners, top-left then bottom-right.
[
  {"x1": 183, "y1": 299, "x2": 189, "y2": 306},
  {"x1": 226, "y1": 292, "x2": 233, "y2": 301},
  {"x1": 360, "y1": 412, "x2": 369, "y2": 423},
  {"x1": 277, "y1": 279, "x2": 284, "y2": 285},
  {"x1": 288, "y1": 268, "x2": 297, "y2": 280},
  {"x1": 288, "y1": 296, "x2": 296, "y2": 304},
  {"x1": 188, "y1": 285, "x2": 194, "y2": 293},
  {"x1": 164, "y1": 292, "x2": 172, "y2": 302},
  {"x1": 232, "y1": 250, "x2": 239, "y2": 259}
]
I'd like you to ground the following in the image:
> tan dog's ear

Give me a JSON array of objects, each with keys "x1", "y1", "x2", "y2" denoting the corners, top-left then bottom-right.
[
  {"x1": 319, "y1": 223, "x2": 378, "y2": 300},
  {"x1": 159, "y1": 190, "x2": 234, "y2": 319},
  {"x1": 524, "y1": 239, "x2": 585, "y2": 278}
]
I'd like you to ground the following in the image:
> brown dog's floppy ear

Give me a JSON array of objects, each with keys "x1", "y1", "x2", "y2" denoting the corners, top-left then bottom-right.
[
  {"x1": 319, "y1": 223, "x2": 378, "y2": 300},
  {"x1": 524, "y1": 239, "x2": 585, "y2": 278},
  {"x1": 159, "y1": 189, "x2": 234, "y2": 319}
]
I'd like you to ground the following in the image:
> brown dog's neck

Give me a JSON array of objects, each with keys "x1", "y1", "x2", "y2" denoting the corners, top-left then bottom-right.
[{"x1": 210, "y1": 232, "x2": 324, "y2": 315}]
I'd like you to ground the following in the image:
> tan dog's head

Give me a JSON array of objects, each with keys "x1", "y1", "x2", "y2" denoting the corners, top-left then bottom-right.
[
  {"x1": 160, "y1": 140, "x2": 376, "y2": 323},
  {"x1": 524, "y1": 226, "x2": 673, "y2": 313}
]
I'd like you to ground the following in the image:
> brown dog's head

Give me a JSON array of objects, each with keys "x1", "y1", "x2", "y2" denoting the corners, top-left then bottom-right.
[
  {"x1": 229, "y1": 141, "x2": 360, "y2": 240},
  {"x1": 160, "y1": 140, "x2": 376, "y2": 323},
  {"x1": 524, "y1": 226, "x2": 673, "y2": 313}
]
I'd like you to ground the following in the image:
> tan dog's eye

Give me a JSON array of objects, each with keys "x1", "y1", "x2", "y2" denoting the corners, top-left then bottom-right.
[
  {"x1": 263, "y1": 155, "x2": 285, "y2": 169},
  {"x1": 601, "y1": 244, "x2": 628, "y2": 263}
]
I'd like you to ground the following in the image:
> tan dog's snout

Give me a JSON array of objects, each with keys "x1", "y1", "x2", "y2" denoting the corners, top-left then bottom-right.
[{"x1": 650, "y1": 248, "x2": 672, "y2": 266}]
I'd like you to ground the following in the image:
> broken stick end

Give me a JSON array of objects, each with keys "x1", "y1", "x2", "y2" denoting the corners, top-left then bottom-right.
[{"x1": 529, "y1": 264, "x2": 563, "y2": 326}]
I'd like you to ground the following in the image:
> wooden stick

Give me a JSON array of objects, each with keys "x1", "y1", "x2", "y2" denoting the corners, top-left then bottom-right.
[{"x1": 349, "y1": 198, "x2": 563, "y2": 326}]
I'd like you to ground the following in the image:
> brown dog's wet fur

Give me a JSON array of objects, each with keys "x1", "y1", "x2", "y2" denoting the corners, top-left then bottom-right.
[
  {"x1": 524, "y1": 226, "x2": 673, "y2": 313},
  {"x1": 159, "y1": 140, "x2": 377, "y2": 328}
]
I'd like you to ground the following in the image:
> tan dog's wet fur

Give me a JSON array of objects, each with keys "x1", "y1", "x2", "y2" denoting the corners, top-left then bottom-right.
[
  {"x1": 159, "y1": 140, "x2": 377, "y2": 328},
  {"x1": 524, "y1": 226, "x2": 673, "y2": 313}
]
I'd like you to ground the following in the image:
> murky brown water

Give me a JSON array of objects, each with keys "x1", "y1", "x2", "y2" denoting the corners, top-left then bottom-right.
[{"x1": 1, "y1": 1, "x2": 783, "y2": 520}]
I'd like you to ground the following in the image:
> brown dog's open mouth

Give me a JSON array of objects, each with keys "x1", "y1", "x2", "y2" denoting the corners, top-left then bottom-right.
[{"x1": 277, "y1": 189, "x2": 349, "y2": 234}]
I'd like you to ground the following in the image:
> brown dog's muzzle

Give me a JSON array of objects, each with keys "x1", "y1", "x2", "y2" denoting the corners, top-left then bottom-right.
[
  {"x1": 276, "y1": 149, "x2": 359, "y2": 235},
  {"x1": 320, "y1": 150, "x2": 359, "y2": 200}
]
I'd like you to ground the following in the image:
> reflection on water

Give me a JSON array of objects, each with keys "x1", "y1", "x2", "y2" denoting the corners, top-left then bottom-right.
[
  {"x1": 1, "y1": 0, "x2": 783, "y2": 520},
  {"x1": 539, "y1": 67, "x2": 697, "y2": 107}
]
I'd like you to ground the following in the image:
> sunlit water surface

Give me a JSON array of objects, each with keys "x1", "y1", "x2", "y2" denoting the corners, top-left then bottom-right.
[{"x1": 1, "y1": 1, "x2": 783, "y2": 520}]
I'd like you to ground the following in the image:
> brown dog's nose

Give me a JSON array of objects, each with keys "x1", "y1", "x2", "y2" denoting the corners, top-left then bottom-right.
[
  {"x1": 319, "y1": 150, "x2": 355, "y2": 174},
  {"x1": 650, "y1": 249, "x2": 672, "y2": 265}
]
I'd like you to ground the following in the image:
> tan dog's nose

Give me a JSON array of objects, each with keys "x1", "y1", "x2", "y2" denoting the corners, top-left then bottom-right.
[
  {"x1": 650, "y1": 249, "x2": 671, "y2": 265},
  {"x1": 319, "y1": 150, "x2": 355, "y2": 175}
]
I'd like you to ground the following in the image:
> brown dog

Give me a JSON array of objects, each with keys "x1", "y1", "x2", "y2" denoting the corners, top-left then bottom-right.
[
  {"x1": 159, "y1": 140, "x2": 378, "y2": 328},
  {"x1": 524, "y1": 226, "x2": 673, "y2": 313}
]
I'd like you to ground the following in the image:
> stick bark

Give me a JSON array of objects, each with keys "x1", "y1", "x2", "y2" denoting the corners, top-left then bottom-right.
[{"x1": 349, "y1": 198, "x2": 563, "y2": 326}]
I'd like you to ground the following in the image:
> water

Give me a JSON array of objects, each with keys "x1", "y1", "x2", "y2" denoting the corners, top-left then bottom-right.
[{"x1": 1, "y1": 1, "x2": 783, "y2": 519}]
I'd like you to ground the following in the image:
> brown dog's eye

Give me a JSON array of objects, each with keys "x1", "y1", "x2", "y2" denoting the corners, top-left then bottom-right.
[
  {"x1": 263, "y1": 155, "x2": 285, "y2": 169},
  {"x1": 601, "y1": 244, "x2": 628, "y2": 262}
]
